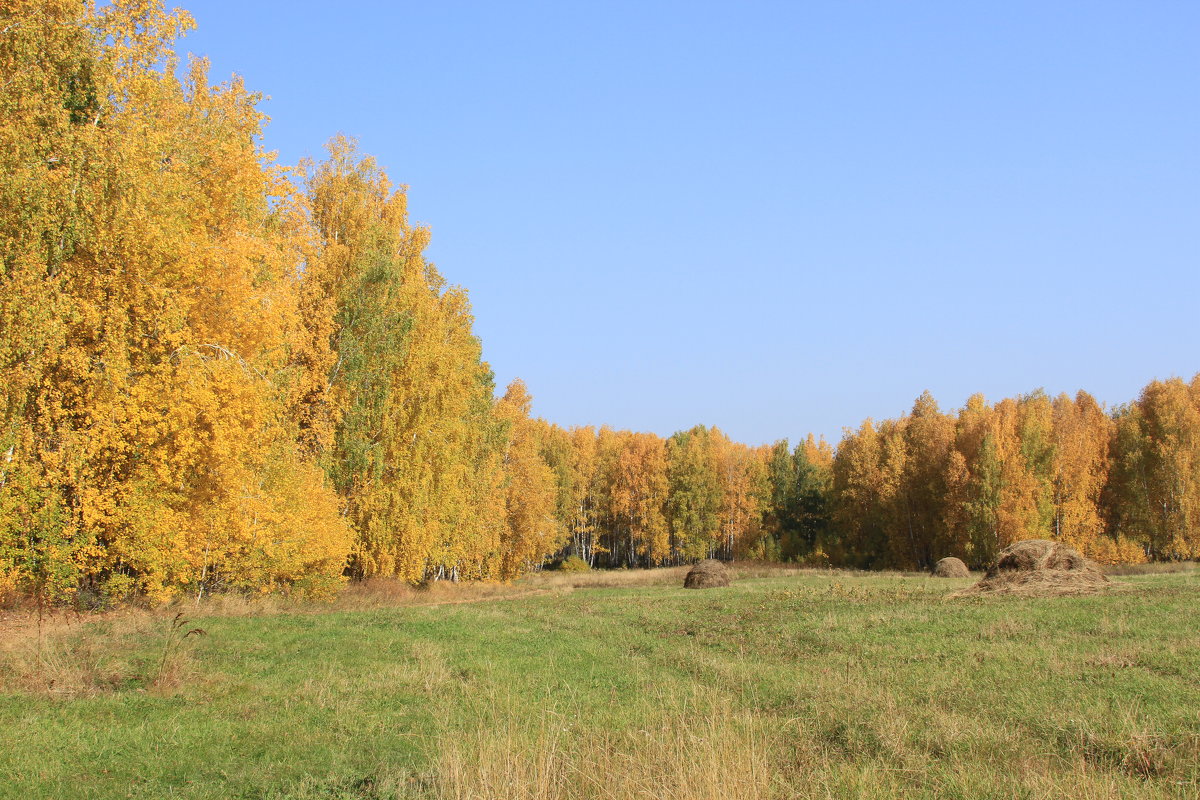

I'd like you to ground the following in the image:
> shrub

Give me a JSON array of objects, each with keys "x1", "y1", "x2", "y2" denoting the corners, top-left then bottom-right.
[{"x1": 557, "y1": 555, "x2": 591, "y2": 573}]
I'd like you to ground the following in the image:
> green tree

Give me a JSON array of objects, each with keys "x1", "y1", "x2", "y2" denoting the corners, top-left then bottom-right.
[
  {"x1": 780, "y1": 439, "x2": 832, "y2": 561},
  {"x1": 306, "y1": 137, "x2": 505, "y2": 582},
  {"x1": 1107, "y1": 377, "x2": 1200, "y2": 559},
  {"x1": 666, "y1": 426, "x2": 722, "y2": 561}
]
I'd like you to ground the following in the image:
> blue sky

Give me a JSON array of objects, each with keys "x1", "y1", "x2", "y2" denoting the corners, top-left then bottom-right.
[{"x1": 180, "y1": 1, "x2": 1198, "y2": 446}]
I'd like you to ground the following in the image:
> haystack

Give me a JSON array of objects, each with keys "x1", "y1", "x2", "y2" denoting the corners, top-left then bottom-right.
[
  {"x1": 932, "y1": 556, "x2": 969, "y2": 578},
  {"x1": 684, "y1": 559, "x2": 730, "y2": 589},
  {"x1": 953, "y1": 539, "x2": 1109, "y2": 597}
]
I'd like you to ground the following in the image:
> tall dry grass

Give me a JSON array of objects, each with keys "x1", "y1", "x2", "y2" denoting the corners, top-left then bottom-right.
[
  {"x1": 0, "y1": 608, "x2": 205, "y2": 695},
  {"x1": 433, "y1": 706, "x2": 772, "y2": 800},
  {"x1": 335, "y1": 577, "x2": 555, "y2": 610}
]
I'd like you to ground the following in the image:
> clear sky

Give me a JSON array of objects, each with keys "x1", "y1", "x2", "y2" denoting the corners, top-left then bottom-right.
[{"x1": 179, "y1": 1, "x2": 1199, "y2": 446}]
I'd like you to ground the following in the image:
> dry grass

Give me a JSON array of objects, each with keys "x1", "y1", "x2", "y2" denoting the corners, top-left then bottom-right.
[
  {"x1": 333, "y1": 578, "x2": 555, "y2": 611},
  {"x1": 952, "y1": 569, "x2": 1114, "y2": 598},
  {"x1": 0, "y1": 608, "x2": 205, "y2": 695},
  {"x1": 155, "y1": 578, "x2": 548, "y2": 616},
  {"x1": 519, "y1": 565, "x2": 692, "y2": 590},
  {"x1": 1103, "y1": 561, "x2": 1198, "y2": 577},
  {"x1": 404, "y1": 685, "x2": 1199, "y2": 800},
  {"x1": 518, "y1": 561, "x2": 913, "y2": 591},
  {"x1": 0, "y1": 577, "x2": 559, "y2": 629},
  {"x1": 730, "y1": 562, "x2": 922, "y2": 580},
  {"x1": 952, "y1": 540, "x2": 1112, "y2": 597},
  {"x1": 431, "y1": 703, "x2": 772, "y2": 800}
]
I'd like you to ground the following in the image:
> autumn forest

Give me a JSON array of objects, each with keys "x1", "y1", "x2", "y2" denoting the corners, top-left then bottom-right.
[{"x1": 2, "y1": 1, "x2": 1198, "y2": 607}]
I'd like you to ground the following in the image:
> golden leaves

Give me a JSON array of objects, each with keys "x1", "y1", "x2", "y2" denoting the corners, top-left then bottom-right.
[{"x1": 0, "y1": 0, "x2": 350, "y2": 603}]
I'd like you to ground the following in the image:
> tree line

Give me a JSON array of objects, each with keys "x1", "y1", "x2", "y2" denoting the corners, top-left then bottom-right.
[
  {"x1": 2, "y1": 1, "x2": 1197, "y2": 605},
  {"x1": 520, "y1": 378, "x2": 1200, "y2": 574}
]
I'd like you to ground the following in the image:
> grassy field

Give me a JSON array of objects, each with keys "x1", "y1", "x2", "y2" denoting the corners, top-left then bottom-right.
[{"x1": 1, "y1": 567, "x2": 1198, "y2": 799}]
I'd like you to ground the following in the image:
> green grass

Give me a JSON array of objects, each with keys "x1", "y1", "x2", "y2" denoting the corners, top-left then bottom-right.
[{"x1": 2, "y1": 570, "x2": 1198, "y2": 799}]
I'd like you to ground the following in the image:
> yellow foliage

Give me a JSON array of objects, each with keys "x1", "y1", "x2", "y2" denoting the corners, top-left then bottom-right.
[
  {"x1": 0, "y1": 0, "x2": 350, "y2": 602},
  {"x1": 1086, "y1": 535, "x2": 1149, "y2": 566},
  {"x1": 1050, "y1": 391, "x2": 1113, "y2": 557},
  {"x1": 496, "y1": 380, "x2": 564, "y2": 578},
  {"x1": 306, "y1": 137, "x2": 506, "y2": 584},
  {"x1": 611, "y1": 432, "x2": 670, "y2": 566}
]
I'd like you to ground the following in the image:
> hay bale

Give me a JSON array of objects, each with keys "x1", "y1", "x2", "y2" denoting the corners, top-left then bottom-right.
[
  {"x1": 932, "y1": 557, "x2": 969, "y2": 578},
  {"x1": 683, "y1": 559, "x2": 730, "y2": 589},
  {"x1": 954, "y1": 539, "x2": 1109, "y2": 597}
]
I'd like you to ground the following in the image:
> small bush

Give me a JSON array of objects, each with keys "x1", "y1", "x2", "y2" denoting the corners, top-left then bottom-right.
[{"x1": 556, "y1": 556, "x2": 591, "y2": 573}]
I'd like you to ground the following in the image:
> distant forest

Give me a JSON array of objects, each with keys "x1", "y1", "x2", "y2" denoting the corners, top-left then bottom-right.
[{"x1": 2, "y1": 1, "x2": 1197, "y2": 605}]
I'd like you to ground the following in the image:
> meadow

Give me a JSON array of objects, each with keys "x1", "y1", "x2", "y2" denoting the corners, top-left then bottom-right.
[{"x1": 1, "y1": 566, "x2": 1198, "y2": 800}]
